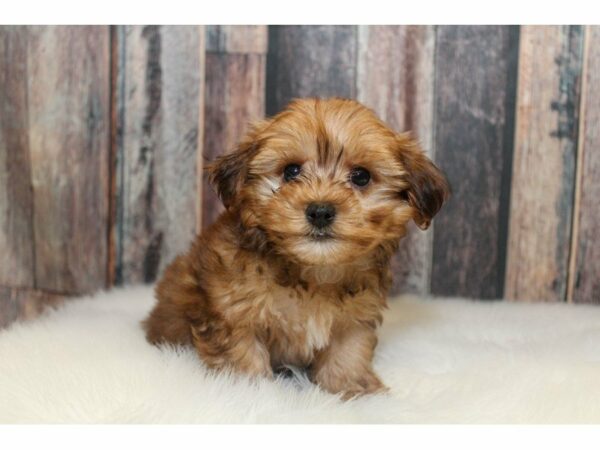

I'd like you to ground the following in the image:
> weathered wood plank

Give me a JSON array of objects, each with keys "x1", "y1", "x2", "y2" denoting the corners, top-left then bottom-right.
[
  {"x1": 0, "y1": 286, "x2": 64, "y2": 329},
  {"x1": 26, "y1": 26, "x2": 110, "y2": 294},
  {"x1": 431, "y1": 26, "x2": 520, "y2": 299},
  {"x1": 206, "y1": 25, "x2": 268, "y2": 54},
  {"x1": 113, "y1": 26, "x2": 204, "y2": 284},
  {"x1": 202, "y1": 54, "x2": 266, "y2": 227},
  {"x1": 0, "y1": 26, "x2": 35, "y2": 288},
  {"x1": 107, "y1": 26, "x2": 120, "y2": 288},
  {"x1": 202, "y1": 26, "x2": 267, "y2": 228},
  {"x1": 505, "y1": 26, "x2": 584, "y2": 302},
  {"x1": 356, "y1": 25, "x2": 436, "y2": 295},
  {"x1": 266, "y1": 25, "x2": 357, "y2": 115},
  {"x1": 569, "y1": 26, "x2": 600, "y2": 304}
]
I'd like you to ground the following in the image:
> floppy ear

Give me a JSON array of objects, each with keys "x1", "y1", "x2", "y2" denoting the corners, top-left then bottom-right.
[
  {"x1": 207, "y1": 121, "x2": 269, "y2": 209},
  {"x1": 395, "y1": 134, "x2": 450, "y2": 230}
]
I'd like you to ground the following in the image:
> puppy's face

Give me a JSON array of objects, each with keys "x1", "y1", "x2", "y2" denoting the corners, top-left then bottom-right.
[{"x1": 209, "y1": 98, "x2": 449, "y2": 266}]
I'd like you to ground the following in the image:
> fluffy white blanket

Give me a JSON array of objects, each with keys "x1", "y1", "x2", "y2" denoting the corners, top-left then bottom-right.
[{"x1": 1, "y1": 287, "x2": 599, "y2": 423}]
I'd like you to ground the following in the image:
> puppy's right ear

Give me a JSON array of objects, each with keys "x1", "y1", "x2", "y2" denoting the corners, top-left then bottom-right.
[{"x1": 207, "y1": 120, "x2": 269, "y2": 209}]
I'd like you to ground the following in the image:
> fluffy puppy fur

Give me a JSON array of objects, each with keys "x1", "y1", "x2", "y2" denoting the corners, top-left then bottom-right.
[{"x1": 143, "y1": 98, "x2": 449, "y2": 399}]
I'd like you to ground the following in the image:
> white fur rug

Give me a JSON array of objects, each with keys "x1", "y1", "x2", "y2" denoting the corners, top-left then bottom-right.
[{"x1": 1, "y1": 286, "x2": 599, "y2": 423}]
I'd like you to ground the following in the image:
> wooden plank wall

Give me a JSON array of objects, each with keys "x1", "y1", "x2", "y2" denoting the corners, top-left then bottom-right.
[
  {"x1": 356, "y1": 25, "x2": 436, "y2": 295},
  {"x1": 569, "y1": 26, "x2": 600, "y2": 304},
  {"x1": 2, "y1": 25, "x2": 600, "y2": 328},
  {"x1": 0, "y1": 26, "x2": 34, "y2": 290},
  {"x1": 1, "y1": 26, "x2": 110, "y2": 325},
  {"x1": 27, "y1": 27, "x2": 111, "y2": 294},
  {"x1": 111, "y1": 26, "x2": 204, "y2": 285},
  {"x1": 430, "y1": 26, "x2": 520, "y2": 300},
  {"x1": 266, "y1": 25, "x2": 358, "y2": 114},
  {"x1": 202, "y1": 26, "x2": 267, "y2": 227},
  {"x1": 506, "y1": 26, "x2": 583, "y2": 302}
]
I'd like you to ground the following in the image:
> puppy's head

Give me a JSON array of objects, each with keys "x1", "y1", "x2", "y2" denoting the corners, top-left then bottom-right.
[{"x1": 209, "y1": 98, "x2": 449, "y2": 265}]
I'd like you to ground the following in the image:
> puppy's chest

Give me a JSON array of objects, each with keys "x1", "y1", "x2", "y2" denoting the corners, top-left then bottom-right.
[{"x1": 258, "y1": 286, "x2": 334, "y2": 356}]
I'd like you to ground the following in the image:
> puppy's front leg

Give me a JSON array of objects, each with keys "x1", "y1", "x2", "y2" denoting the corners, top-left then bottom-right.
[
  {"x1": 192, "y1": 324, "x2": 273, "y2": 379},
  {"x1": 311, "y1": 324, "x2": 387, "y2": 400}
]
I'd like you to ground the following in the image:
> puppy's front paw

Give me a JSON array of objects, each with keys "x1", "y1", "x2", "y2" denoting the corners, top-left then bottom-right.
[
  {"x1": 315, "y1": 368, "x2": 389, "y2": 400},
  {"x1": 340, "y1": 372, "x2": 389, "y2": 400}
]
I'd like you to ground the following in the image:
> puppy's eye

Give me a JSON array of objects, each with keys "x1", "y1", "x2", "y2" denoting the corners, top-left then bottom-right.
[
  {"x1": 350, "y1": 167, "x2": 371, "y2": 187},
  {"x1": 283, "y1": 163, "x2": 302, "y2": 182}
]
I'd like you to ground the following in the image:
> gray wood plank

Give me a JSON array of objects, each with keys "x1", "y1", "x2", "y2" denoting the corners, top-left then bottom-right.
[
  {"x1": 0, "y1": 26, "x2": 35, "y2": 288},
  {"x1": 431, "y1": 26, "x2": 520, "y2": 299},
  {"x1": 266, "y1": 25, "x2": 357, "y2": 115},
  {"x1": 113, "y1": 25, "x2": 204, "y2": 284}
]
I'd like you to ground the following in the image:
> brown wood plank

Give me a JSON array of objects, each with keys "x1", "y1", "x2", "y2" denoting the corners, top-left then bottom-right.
[
  {"x1": 266, "y1": 25, "x2": 357, "y2": 115},
  {"x1": 26, "y1": 26, "x2": 110, "y2": 294},
  {"x1": 0, "y1": 26, "x2": 35, "y2": 288},
  {"x1": 569, "y1": 26, "x2": 600, "y2": 304},
  {"x1": 113, "y1": 26, "x2": 204, "y2": 284},
  {"x1": 431, "y1": 26, "x2": 520, "y2": 299},
  {"x1": 107, "y1": 25, "x2": 120, "y2": 287},
  {"x1": 0, "y1": 286, "x2": 64, "y2": 329},
  {"x1": 202, "y1": 26, "x2": 267, "y2": 228},
  {"x1": 505, "y1": 26, "x2": 584, "y2": 302},
  {"x1": 356, "y1": 25, "x2": 436, "y2": 295},
  {"x1": 206, "y1": 25, "x2": 268, "y2": 54}
]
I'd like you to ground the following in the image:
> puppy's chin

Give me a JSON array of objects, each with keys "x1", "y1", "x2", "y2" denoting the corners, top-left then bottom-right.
[{"x1": 284, "y1": 236, "x2": 364, "y2": 266}]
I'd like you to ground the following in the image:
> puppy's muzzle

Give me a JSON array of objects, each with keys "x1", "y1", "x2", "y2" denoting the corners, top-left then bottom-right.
[{"x1": 305, "y1": 202, "x2": 336, "y2": 229}]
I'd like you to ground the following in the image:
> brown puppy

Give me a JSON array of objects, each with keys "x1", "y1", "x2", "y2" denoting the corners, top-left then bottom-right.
[{"x1": 143, "y1": 98, "x2": 449, "y2": 399}]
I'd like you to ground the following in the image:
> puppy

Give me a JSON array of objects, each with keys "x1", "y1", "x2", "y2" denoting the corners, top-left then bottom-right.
[{"x1": 143, "y1": 98, "x2": 449, "y2": 399}]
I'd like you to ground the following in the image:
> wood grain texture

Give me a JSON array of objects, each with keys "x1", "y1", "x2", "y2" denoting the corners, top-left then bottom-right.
[
  {"x1": 0, "y1": 27, "x2": 35, "y2": 288},
  {"x1": 569, "y1": 26, "x2": 600, "y2": 304},
  {"x1": 206, "y1": 25, "x2": 268, "y2": 54},
  {"x1": 431, "y1": 26, "x2": 520, "y2": 299},
  {"x1": 356, "y1": 25, "x2": 436, "y2": 295},
  {"x1": 266, "y1": 25, "x2": 357, "y2": 115},
  {"x1": 202, "y1": 26, "x2": 267, "y2": 228},
  {"x1": 0, "y1": 286, "x2": 64, "y2": 329},
  {"x1": 113, "y1": 26, "x2": 204, "y2": 285},
  {"x1": 26, "y1": 26, "x2": 110, "y2": 294},
  {"x1": 107, "y1": 26, "x2": 120, "y2": 287},
  {"x1": 506, "y1": 26, "x2": 584, "y2": 302}
]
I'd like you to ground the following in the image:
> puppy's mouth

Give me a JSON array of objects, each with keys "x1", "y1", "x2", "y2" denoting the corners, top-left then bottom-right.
[{"x1": 307, "y1": 228, "x2": 334, "y2": 241}]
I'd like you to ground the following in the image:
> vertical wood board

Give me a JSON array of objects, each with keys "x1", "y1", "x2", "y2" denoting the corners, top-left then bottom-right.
[
  {"x1": 202, "y1": 25, "x2": 267, "y2": 228},
  {"x1": 356, "y1": 25, "x2": 436, "y2": 295},
  {"x1": 431, "y1": 26, "x2": 520, "y2": 299},
  {"x1": 27, "y1": 26, "x2": 110, "y2": 294},
  {"x1": 266, "y1": 25, "x2": 358, "y2": 115},
  {"x1": 206, "y1": 25, "x2": 268, "y2": 54},
  {"x1": 506, "y1": 26, "x2": 584, "y2": 302},
  {"x1": 0, "y1": 26, "x2": 35, "y2": 288},
  {"x1": 570, "y1": 26, "x2": 600, "y2": 304},
  {"x1": 113, "y1": 25, "x2": 204, "y2": 284}
]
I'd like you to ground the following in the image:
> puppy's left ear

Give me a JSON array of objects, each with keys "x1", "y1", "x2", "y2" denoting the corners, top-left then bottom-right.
[
  {"x1": 207, "y1": 120, "x2": 270, "y2": 209},
  {"x1": 395, "y1": 134, "x2": 450, "y2": 230}
]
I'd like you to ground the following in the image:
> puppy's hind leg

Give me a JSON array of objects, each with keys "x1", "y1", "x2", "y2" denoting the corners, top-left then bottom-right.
[{"x1": 143, "y1": 301, "x2": 194, "y2": 346}]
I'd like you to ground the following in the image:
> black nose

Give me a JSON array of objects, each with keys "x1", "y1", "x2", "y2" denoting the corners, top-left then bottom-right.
[{"x1": 305, "y1": 202, "x2": 336, "y2": 228}]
